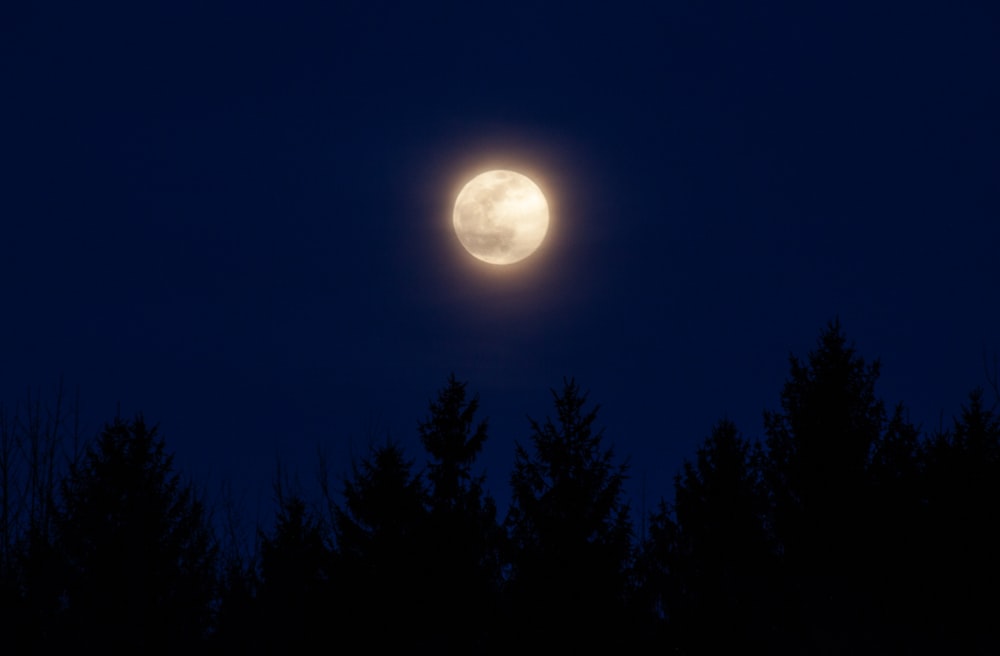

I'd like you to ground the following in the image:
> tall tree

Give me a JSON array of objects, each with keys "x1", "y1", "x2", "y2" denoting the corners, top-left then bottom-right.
[
  {"x1": 764, "y1": 320, "x2": 885, "y2": 544},
  {"x1": 417, "y1": 374, "x2": 501, "y2": 648},
  {"x1": 664, "y1": 419, "x2": 776, "y2": 653},
  {"x1": 333, "y1": 440, "x2": 428, "y2": 651},
  {"x1": 864, "y1": 402, "x2": 924, "y2": 644},
  {"x1": 505, "y1": 378, "x2": 632, "y2": 649},
  {"x1": 921, "y1": 389, "x2": 1000, "y2": 652},
  {"x1": 420, "y1": 373, "x2": 489, "y2": 514},
  {"x1": 51, "y1": 415, "x2": 217, "y2": 650},
  {"x1": 256, "y1": 494, "x2": 334, "y2": 652},
  {"x1": 762, "y1": 319, "x2": 887, "y2": 649}
]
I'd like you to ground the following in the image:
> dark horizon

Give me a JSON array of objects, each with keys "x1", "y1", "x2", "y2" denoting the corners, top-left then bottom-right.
[
  {"x1": 6, "y1": 322, "x2": 999, "y2": 531},
  {"x1": 4, "y1": 319, "x2": 1000, "y2": 652}
]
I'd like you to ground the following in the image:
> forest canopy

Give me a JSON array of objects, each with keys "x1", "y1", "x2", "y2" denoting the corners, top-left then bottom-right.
[{"x1": 1, "y1": 320, "x2": 998, "y2": 653}]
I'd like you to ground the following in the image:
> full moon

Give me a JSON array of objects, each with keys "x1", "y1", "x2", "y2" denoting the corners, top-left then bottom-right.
[{"x1": 453, "y1": 170, "x2": 550, "y2": 265}]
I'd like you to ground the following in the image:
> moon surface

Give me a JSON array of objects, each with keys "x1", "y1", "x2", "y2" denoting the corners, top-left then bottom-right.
[{"x1": 453, "y1": 170, "x2": 550, "y2": 265}]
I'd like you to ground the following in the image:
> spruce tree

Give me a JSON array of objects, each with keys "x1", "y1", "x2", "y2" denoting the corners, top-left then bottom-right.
[
  {"x1": 506, "y1": 378, "x2": 632, "y2": 648},
  {"x1": 53, "y1": 415, "x2": 217, "y2": 649},
  {"x1": 417, "y1": 374, "x2": 501, "y2": 648},
  {"x1": 258, "y1": 494, "x2": 333, "y2": 652},
  {"x1": 667, "y1": 419, "x2": 774, "y2": 652},
  {"x1": 761, "y1": 320, "x2": 886, "y2": 649},
  {"x1": 921, "y1": 389, "x2": 1000, "y2": 651},
  {"x1": 333, "y1": 440, "x2": 427, "y2": 650}
]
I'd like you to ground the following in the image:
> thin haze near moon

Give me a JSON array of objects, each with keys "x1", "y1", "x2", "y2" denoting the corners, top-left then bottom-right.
[{"x1": 453, "y1": 170, "x2": 549, "y2": 265}]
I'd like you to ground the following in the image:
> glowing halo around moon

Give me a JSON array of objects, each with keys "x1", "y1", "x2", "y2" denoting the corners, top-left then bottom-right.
[{"x1": 452, "y1": 170, "x2": 550, "y2": 265}]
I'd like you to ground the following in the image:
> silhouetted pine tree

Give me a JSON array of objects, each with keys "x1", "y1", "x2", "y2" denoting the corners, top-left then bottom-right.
[
  {"x1": 920, "y1": 389, "x2": 1000, "y2": 652},
  {"x1": 333, "y1": 440, "x2": 428, "y2": 651},
  {"x1": 51, "y1": 415, "x2": 217, "y2": 650},
  {"x1": 256, "y1": 494, "x2": 334, "y2": 652},
  {"x1": 761, "y1": 319, "x2": 887, "y2": 649},
  {"x1": 418, "y1": 374, "x2": 502, "y2": 649},
  {"x1": 505, "y1": 379, "x2": 632, "y2": 649},
  {"x1": 661, "y1": 419, "x2": 776, "y2": 653},
  {"x1": 863, "y1": 402, "x2": 925, "y2": 648}
]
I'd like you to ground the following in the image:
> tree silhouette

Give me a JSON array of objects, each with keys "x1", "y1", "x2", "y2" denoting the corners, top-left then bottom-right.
[
  {"x1": 764, "y1": 319, "x2": 885, "y2": 545},
  {"x1": 661, "y1": 418, "x2": 776, "y2": 653},
  {"x1": 761, "y1": 319, "x2": 886, "y2": 649},
  {"x1": 0, "y1": 381, "x2": 83, "y2": 647},
  {"x1": 505, "y1": 378, "x2": 632, "y2": 649},
  {"x1": 209, "y1": 479, "x2": 261, "y2": 652},
  {"x1": 9, "y1": 326, "x2": 1000, "y2": 650},
  {"x1": 50, "y1": 414, "x2": 217, "y2": 649},
  {"x1": 333, "y1": 439, "x2": 428, "y2": 651},
  {"x1": 862, "y1": 402, "x2": 925, "y2": 648},
  {"x1": 633, "y1": 498, "x2": 681, "y2": 649},
  {"x1": 256, "y1": 493, "x2": 334, "y2": 652},
  {"x1": 417, "y1": 374, "x2": 501, "y2": 649},
  {"x1": 211, "y1": 547, "x2": 260, "y2": 652},
  {"x1": 920, "y1": 389, "x2": 1000, "y2": 652},
  {"x1": 420, "y1": 374, "x2": 490, "y2": 512}
]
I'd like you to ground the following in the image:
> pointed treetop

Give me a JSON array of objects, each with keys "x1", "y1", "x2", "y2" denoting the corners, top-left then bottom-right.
[{"x1": 419, "y1": 373, "x2": 488, "y2": 470}]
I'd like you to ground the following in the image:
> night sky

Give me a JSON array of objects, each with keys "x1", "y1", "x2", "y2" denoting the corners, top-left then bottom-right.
[{"x1": 2, "y1": 2, "x2": 998, "y2": 524}]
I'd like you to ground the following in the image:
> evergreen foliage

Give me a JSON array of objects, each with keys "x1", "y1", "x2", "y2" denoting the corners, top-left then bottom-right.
[
  {"x1": 920, "y1": 389, "x2": 1000, "y2": 651},
  {"x1": 420, "y1": 373, "x2": 490, "y2": 514},
  {"x1": 4, "y1": 322, "x2": 1000, "y2": 652},
  {"x1": 506, "y1": 378, "x2": 632, "y2": 648},
  {"x1": 333, "y1": 439, "x2": 428, "y2": 650},
  {"x1": 763, "y1": 319, "x2": 885, "y2": 553},
  {"x1": 667, "y1": 419, "x2": 775, "y2": 652},
  {"x1": 761, "y1": 319, "x2": 886, "y2": 649},
  {"x1": 51, "y1": 415, "x2": 216, "y2": 649},
  {"x1": 417, "y1": 374, "x2": 502, "y2": 649},
  {"x1": 257, "y1": 494, "x2": 333, "y2": 652}
]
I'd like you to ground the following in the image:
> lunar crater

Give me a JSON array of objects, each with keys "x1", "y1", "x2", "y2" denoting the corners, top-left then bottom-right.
[{"x1": 453, "y1": 170, "x2": 549, "y2": 265}]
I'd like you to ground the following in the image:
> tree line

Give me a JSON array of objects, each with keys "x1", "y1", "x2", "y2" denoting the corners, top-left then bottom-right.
[{"x1": 1, "y1": 319, "x2": 998, "y2": 653}]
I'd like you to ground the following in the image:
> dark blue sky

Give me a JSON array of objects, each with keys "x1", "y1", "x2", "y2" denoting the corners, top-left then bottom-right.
[{"x1": 2, "y1": 1, "x2": 998, "y2": 522}]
